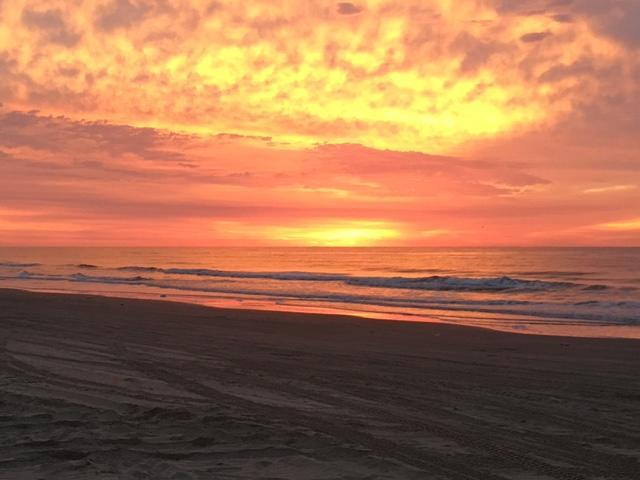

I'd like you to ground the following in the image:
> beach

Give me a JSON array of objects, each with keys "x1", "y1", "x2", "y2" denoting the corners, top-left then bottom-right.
[{"x1": 1, "y1": 288, "x2": 639, "y2": 479}]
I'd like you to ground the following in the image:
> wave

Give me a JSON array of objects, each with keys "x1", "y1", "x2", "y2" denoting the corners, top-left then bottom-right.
[
  {"x1": 118, "y1": 266, "x2": 160, "y2": 273},
  {"x1": 379, "y1": 268, "x2": 452, "y2": 274},
  {"x1": 71, "y1": 273, "x2": 151, "y2": 283},
  {"x1": 117, "y1": 266, "x2": 574, "y2": 292},
  {"x1": 0, "y1": 261, "x2": 41, "y2": 268},
  {"x1": 3, "y1": 271, "x2": 638, "y2": 325},
  {"x1": 17, "y1": 271, "x2": 151, "y2": 284},
  {"x1": 120, "y1": 266, "x2": 349, "y2": 282},
  {"x1": 513, "y1": 270, "x2": 593, "y2": 277},
  {"x1": 346, "y1": 275, "x2": 572, "y2": 291}
]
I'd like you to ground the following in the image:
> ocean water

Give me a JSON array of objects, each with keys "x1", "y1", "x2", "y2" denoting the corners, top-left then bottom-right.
[{"x1": 1, "y1": 247, "x2": 639, "y2": 338}]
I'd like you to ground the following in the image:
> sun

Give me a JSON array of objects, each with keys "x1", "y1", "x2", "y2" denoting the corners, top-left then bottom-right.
[{"x1": 269, "y1": 221, "x2": 400, "y2": 247}]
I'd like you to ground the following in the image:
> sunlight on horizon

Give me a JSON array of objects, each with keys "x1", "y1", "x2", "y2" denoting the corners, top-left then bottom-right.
[{"x1": 268, "y1": 222, "x2": 400, "y2": 247}]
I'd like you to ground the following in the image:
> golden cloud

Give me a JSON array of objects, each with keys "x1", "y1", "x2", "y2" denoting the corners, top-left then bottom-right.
[{"x1": 0, "y1": 0, "x2": 631, "y2": 153}]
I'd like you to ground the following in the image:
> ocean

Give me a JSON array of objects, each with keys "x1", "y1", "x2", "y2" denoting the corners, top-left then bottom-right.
[{"x1": 1, "y1": 247, "x2": 639, "y2": 338}]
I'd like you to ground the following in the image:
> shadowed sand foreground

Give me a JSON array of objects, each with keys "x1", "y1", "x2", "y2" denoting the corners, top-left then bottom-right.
[{"x1": 0, "y1": 289, "x2": 639, "y2": 480}]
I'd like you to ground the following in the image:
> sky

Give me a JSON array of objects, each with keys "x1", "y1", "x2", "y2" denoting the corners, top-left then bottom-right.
[{"x1": 0, "y1": 0, "x2": 639, "y2": 246}]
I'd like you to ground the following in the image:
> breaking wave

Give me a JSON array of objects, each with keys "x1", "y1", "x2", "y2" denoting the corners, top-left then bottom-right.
[
  {"x1": 346, "y1": 275, "x2": 572, "y2": 291},
  {"x1": 117, "y1": 266, "x2": 575, "y2": 292},
  {"x1": 4, "y1": 270, "x2": 638, "y2": 326},
  {"x1": 17, "y1": 271, "x2": 151, "y2": 284},
  {"x1": 0, "y1": 261, "x2": 41, "y2": 268}
]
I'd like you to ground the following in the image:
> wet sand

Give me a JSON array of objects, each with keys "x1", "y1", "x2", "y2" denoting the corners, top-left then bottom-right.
[{"x1": 0, "y1": 288, "x2": 639, "y2": 479}]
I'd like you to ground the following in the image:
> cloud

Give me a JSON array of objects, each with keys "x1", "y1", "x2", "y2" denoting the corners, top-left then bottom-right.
[
  {"x1": 336, "y1": 2, "x2": 363, "y2": 15},
  {"x1": 0, "y1": 110, "x2": 554, "y2": 211},
  {"x1": 0, "y1": 108, "x2": 637, "y2": 245},
  {"x1": 1, "y1": 1, "x2": 640, "y2": 245},
  {"x1": 570, "y1": 1, "x2": 640, "y2": 48},
  {"x1": 452, "y1": 33, "x2": 508, "y2": 73},
  {"x1": 94, "y1": 0, "x2": 153, "y2": 32},
  {"x1": 537, "y1": 59, "x2": 597, "y2": 83},
  {"x1": 21, "y1": 7, "x2": 80, "y2": 47},
  {"x1": 496, "y1": 0, "x2": 553, "y2": 15},
  {"x1": 0, "y1": 110, "x2": 189, "y2": 161},
  {"x1": 520, "y1": 31, "x2": 551, "y2": 43},
  {"x1": 2, "y1": 0, "x2": 635, "y2": 154},
  {"x1": 212, "y1": 132, "x2": 273, "y2": 143},
  {"x1": 596, "y1": 218, "x2": 640, "y2": 231},
  {"x1": 551, "y1": 14, "x2": 573, "y2": 23},
  {"x1": 583, "y1": 185, "x2": 635, "y2": 194},
  {"x1": 310, "y1": 143, "x2": 551, "y2": 197},
  {"x1": 600, "y1": 5, "x2": 640, "y2": 47},
  {"x1": 58, "y1": 66, "x2": 81, "y2": 77},
  {"x1": 0, "y1": 53, "x2": 17, "y2": 100},
  {"x1": 500, "y1": 0, "x2": 640, "y2": 48}
]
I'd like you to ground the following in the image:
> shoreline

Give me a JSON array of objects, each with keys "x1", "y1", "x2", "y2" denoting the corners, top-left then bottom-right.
[
  {"x1": 4, "y1": 285, "x2": 640, "y2": 340},
  {"x1": 1, "y1": 287, "x2": 639, "y2": 479}
]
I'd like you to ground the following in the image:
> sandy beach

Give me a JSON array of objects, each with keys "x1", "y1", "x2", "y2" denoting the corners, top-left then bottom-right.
[{"x1": 0, "y1": 288, "x2": 638, "y2": 479}]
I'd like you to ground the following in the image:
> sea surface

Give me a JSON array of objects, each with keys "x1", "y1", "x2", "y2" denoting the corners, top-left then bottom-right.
[{"x1": 1, "y1": 247, "x2": 639, "y2": 338}]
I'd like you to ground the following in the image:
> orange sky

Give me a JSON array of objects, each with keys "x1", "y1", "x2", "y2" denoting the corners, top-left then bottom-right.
[{"x1": 0, "y1": 0, "x2": 639, "y2": 246}]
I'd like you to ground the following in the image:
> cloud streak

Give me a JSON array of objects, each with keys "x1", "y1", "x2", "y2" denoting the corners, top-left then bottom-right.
[{"x1": 1, "y1": 108, "x2": 638, "y2": 245}]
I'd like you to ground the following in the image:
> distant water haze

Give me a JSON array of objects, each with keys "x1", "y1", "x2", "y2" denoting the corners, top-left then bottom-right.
[{"x1": 0, "y1": 247, "x2": 639, "y2": 338}]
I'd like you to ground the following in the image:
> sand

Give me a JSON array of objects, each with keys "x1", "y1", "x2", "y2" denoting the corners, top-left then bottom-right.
[{"x1": 0, "y1": 288, "x2": 638, "y2": 479}]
